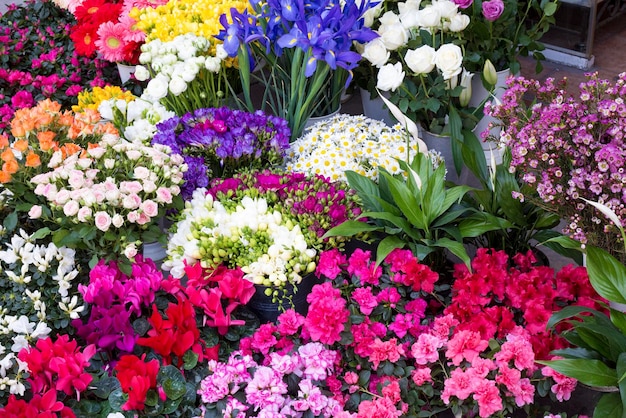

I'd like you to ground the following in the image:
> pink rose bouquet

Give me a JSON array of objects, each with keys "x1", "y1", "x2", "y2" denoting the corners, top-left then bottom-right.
[{"x1": 29, "y1": 133, "x2": 186, "y2": 266}]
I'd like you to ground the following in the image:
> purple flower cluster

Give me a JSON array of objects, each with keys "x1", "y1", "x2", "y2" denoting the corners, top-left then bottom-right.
[
  {"x1": 198, "y1": 343, "x2": 342, "y2": 416},
  {"x1": 487, "y1": 72, "x2": 626, "y2": 253},
  {"x1": 208, "y1": 170, "x2": 362, "y2": 249},
  {"x1": 72, "y1": 256, "x2": 162, "y2": 358},
  {"x1": 152, "y1": 107, "x2": 290, "y2": 199},
  {"x1": 218, "y1": 0, "x2": 377, "y2": 76}
]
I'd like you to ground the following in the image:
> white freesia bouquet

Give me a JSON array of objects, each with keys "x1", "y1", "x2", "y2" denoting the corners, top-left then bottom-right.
[
  {"x1": 355, "y1": 0, "x2": 474, "y2": 136},
  {"x1": 0, "y1": 227, "x2": 82, "y2": 399},
  {"x1": 98, "y1": 96, "x2": 175, "y2": 144},
  {"x1": 29, "y1": 134, "x2": 186, "y2": 264},
  {"x1": 164, "y1": 189, "x2": 317, "y2": 288},
  {"x1": 134, "y1": 33, "x2": 231, "y2": 115},
  {"x1": 285, "y1": 114, "x2": 424, "y2": 181}
]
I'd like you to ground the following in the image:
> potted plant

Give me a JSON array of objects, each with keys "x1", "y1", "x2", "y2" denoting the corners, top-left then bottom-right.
[{"x1": 217, "y1": 0, "x2": 378, "y2": 140}]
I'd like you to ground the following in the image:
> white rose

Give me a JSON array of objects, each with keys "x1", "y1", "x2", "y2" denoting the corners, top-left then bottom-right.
[
  {"x1": 379, "y1": 24, "x2": 409, "y2": 51},
  {"x1": 432, "y1": 0, "x2": 458, "y2": 20},
  {"x1": 449, "y1": 14, "x2": 470, "y2": 32},
  {"x1": 124, "y1": 243, "x2": 138, "y2": 260},
  {"x1": 361, "y1": 38, "x2": 390, "y2": 68},
  {"x1": 28, "y1": 205, "x2": 42, "y2": 219},
  {"x1": 169, "y1": 76, "x2": 188, "y2": 96},
  {"x1": 94, "y1": 211, "x2": 112, "y2": 232},
  {"x1": 63, "y1": 200, "x2": 80, "y2": 217},
  {"x1": 399, "y1": 0, "x2": 422, "y2": 29},
  {"x1": 378, "y1": 11, "x2": 400, "y2": 26},
  {"x1": 417, "y1": 6, "x2": 441, "y2": 28},
  {"x1": 376, "y1": 62, "x2": 405, "y2": 92},
  {"x1": 435, "y1": 43, "x2": 463, "y2": 80},
  {"x1": 362, "y1": 2, "x2": 383, "y2": 27},
  {"x1": 112, "y1": 214, "x2": 124, "y2": 228},
  {"x1": 405, "y1": 45, "x2": 436, "y2": 74}
]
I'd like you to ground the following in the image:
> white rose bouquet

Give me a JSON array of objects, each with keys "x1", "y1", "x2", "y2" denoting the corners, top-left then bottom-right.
[
  {"x1": 134, "y1": 33, "x2": 231, "y2": 116},
  {"x1": 355, "y1": 0, "x2": 475, "y2": 136},
  {"x1": 29, "y1": 134, "x2": 186, "y2": 267}
]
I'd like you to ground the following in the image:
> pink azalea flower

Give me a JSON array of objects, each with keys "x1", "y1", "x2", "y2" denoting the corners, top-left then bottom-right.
[
  {"x1": 445, "y1": 330, "x2": 489, "y2": 366},
  {"x1": 368, "y1": 338, "x2": 405, "y2": 370}
]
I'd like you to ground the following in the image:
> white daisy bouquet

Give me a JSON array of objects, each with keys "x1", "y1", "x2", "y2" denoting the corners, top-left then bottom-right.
[
  {"x1": 29, "y1": 134, "x2": 186, "y2": 265},
  {"x1": 134, "y1": 33, "x2": 231, "y2": 115},
  {"x1": 0, "y1": 227, "x2": 82, "y2": 402},
  {"x1": 285, "y1": 114, "x2": 422, "y2": 181},
  {"x1": 98, "y1": 95, "x2": 175, "y2": 144}
]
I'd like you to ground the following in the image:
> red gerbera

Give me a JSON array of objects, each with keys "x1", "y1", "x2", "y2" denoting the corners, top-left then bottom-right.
[
  {"x1": 74, "y1": 0, "x2": 122, "y2": 26},
  {"x1": 70, "y1": 22, "x2": 99, "y2": 57}
]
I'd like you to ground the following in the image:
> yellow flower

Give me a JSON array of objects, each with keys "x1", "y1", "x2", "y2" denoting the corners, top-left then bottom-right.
[{"x1": 72, "y1": 86, "x2": 135, "y2": 113}]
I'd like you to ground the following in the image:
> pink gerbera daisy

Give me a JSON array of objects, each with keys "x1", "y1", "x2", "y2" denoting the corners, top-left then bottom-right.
[
  {"x1": 118, "y1": 16, "x2": 146, "y2": 43},
  {"x1": 95, "y1": 21, "x2": 128, "y2": 63}
]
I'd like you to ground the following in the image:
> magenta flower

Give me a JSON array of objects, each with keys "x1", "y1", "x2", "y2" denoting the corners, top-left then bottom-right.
[{"x1": 481, "y1": 0, "x2": 505, "y2": 21}]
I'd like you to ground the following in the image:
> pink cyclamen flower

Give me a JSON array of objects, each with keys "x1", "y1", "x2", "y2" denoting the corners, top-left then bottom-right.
[{"x1": 482, "y1": 0, "x2": 505, "y2": 21}]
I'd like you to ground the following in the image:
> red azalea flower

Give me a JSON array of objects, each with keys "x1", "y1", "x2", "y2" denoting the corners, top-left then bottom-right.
[{"x1": 114, "y1": 354, "x2": 160, "y2": 411}]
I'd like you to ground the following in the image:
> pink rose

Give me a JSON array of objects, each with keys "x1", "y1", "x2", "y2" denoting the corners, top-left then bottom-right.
[
  {"x1": 68, "y1": 169, "x2": 85, "y2": 189},
  {"x1": 77, "y1": 206, "x2": 92, "y2": 222},
  {"x1": 63, "y1": 200, "x2": 80, "y2": 217},
  {"x1": 482, "y1": 0, "x2": 504, "y2": 21},
  {"x1": 94, "y1": 211, "x2": 112, "y2": 231},
  {"x1": 127, "y1": 210, "x2": 140, "y2": 223},
  {"x1": 122, "y1": 193, "x2": 142, "y2": 210},
  {"x1": 120, "y1": 181, "x2": 143, "y2": 194},
  {"x1": 54, "y1": 189, "x2": 71, "y2": 205},
  {"x1": 155, "y1": 187, "x2": 173, "y2": 204},
  {"x1": 28, "y1": 205, "x2": 43, "y2": 219},
  {"x1": 141, "y1": 200, "x2": 159, "y2": 218}
]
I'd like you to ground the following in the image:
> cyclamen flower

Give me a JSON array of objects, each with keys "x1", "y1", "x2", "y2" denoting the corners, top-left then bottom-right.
[{"x1": 114, "y1": 354, "x2": 160, "y2": 411}]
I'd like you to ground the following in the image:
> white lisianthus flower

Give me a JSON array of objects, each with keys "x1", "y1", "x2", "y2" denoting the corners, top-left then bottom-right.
[
  {"x1": 435, "y1": 43, "x2": 463, "y2": 80},
  {"x1": 376, "y1": 62, "x2": 405, "y2": 92},
  {"x1": 134, "y1": 65, "x2": 150, "y2": 81},
  {"x1": 361, "y1": 38, "x2": 390, "y2": 68},
  {"x1": 405, "y1": 45, "x2": 436, "y2": 74}
]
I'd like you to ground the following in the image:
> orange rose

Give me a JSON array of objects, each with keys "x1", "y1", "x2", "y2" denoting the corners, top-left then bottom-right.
[
  {"x1": 0, "y1": 135, "x2": 8, "y2": 149},
  {"x1": 12, "y1": 139, "x2": 28, "y2": 153},
  {"x1": 37, "y1": 131, "x2": 57, "y2": 152},
  {"x1": 60, "y1": 143, "x2": 83, "y2": 159},
  {"x1": 0, "y1": 170, "x2": 11, "y2": 183},
  {"x1": 25, "y1": 152, "x2": 41, "y2": 168},
  {"x1": 2, "y1": 159, "x2": 18, "y2": 174},
  {"x1": 1, "y1": 148, "x2": 15, "y2": 162}
]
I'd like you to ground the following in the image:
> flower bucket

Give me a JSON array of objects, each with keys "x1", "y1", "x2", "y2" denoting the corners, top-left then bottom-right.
[
  {"x1": 303, "y1": 106, "x2": 341, "y2": 131},
  {"x1": 117, "y1": 62, "x2": 136, "y2": 84},
  {"x1": 247, "y1": 273, "x2": 320, "y2": 323},
  {"x1": 419, "y1": 128, "x2": 472, "y2": 185},
  {"x1": 359, "y1": 88, "x2": 395, "y2": 126}
]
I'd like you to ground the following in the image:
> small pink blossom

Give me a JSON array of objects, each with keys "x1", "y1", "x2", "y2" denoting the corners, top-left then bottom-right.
[{"x1": 94, "y1": 211, "x2": 112, "y2": 232}]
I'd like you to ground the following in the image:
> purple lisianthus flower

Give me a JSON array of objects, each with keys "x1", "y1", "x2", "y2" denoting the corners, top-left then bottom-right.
[{"x1": 482, "y1": 0, "x2": 505, "y2": 21}]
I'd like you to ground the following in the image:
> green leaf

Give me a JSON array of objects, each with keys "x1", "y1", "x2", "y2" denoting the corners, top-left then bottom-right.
[
  {"x1": 587, "y1": 246, "x2": 626, "y2": 304},
  {"x1": 432, "y1": 237, "x2": 470, "y2": 269},
  {"x1": 612, "y1": 309, "x2": 626, "y2": 336},
  {"x1": 158, "y1": 365, "x2": 186, "y2": 400},
  {"x1": 3, "y1": 211, "x2": 17, "y2": 231},
  {"x1": 594, "y1": 393, "x2": 623, "y2": 418},
  {"x1": 380, "y1": 172, "x2": 426, "y2": 230},
  {"x1": 458, "y1": 215, "x2": 509, "y2": 238},
  {"x1": 323, "y1": 220, "x2": 381, "y2": 239},
  {"x1": 543, "y1": 1, "x2": 558, "y2": 16},
  {"x1": 31, "y1": 227, "x2": 51, "y2": 240},
  {"x1": 359, "y1": 211, "x2": 422, "y2": 241},
  {"x1": 537, "y1": 359, "x2": 618, "y2": 388},
  {"x1": 92, "y1": 376, "x2": 120, "y2": 399},
  {"x1": 375, "y1": 235, "x2": 406, "y2": 266},
  {"x1": 358, "y1": 370, "x2": 371, "y2": 386},
  {"x1": 616, "y1": 352, "x2": 626, "y2": 416},
  {"x1": 183, "y1": 350, "x2": 199, "y2": 370}
]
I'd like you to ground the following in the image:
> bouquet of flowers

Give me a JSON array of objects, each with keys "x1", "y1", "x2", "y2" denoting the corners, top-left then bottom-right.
[
  {"x1": 29, "y1": 134, "x2": 186, "y2": 265},
  {"x1": 486, "y1": 72, "x2": 626, "y2": 261},
  {"x1": 134, "y1": 34, "x2": 234, "y2": 115},
  {"x1": 152, "y1": 107, "x2": 290, "y2": 199},
  {"x1": 198, "y1": 247, "x2": 595, "y2": 417},
  {"x1": 355, "y1": 0, "x2": 473, "y2": 136},
  {"x1": 163, "y1": 170, "x2": 362, "y2": 302},
  {"x1": 0, "y1": 228, "x2": 82, "y2": 404},
  {"x1": 284, "y1": 114, "x2": 423, "y2": 182},
  {"x1": 0, "y1": 99, "x2": 118, "y2": 228},
  {"x1": 456, "y1": 0, "x2": 558, "y2": 73},
  {"x1": 98, "y1": 94, "x2": 175, "y2": 143},
  {"x1": 218, "y1": 0, "x2": 377, "y2": 140},
  {"x1": 0, "y1": 0, "x2": 116, "y2": 131}
]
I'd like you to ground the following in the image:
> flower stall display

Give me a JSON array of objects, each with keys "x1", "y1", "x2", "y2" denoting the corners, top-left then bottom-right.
[
  {"x1": 487, "y1": 72, "x2": 626, "y2": 262},
  {"x1": 163, "y1": 170, "x2": 362, "y2": 310},
  {"x1": 355, "y1": 0, "x2": 472, "y2": 136},
  {"x1": 0, "y1": 0, "x2": 117, "y2": 132},
  {"x1": 29, "y1": 133, "x2": 186, "y2": 266},
  {"x1": 98, "y1": 94, "x2": 175, "y2": 143},
  {"x1": 218, "y1": 0, "x2": 378, "y2": 140},
  {"x1": 0, "y1": 228, "x2": 82, "y2": 404},
  {"x1": 284, "y1": 114, "x2": 424, "y2": 182},
  {"x1": 198, "y1": 248, "x2": 599, "y2": 417},
  {"x1": 134, "y1": 34, "x2": 235, "y2": 115},
  {"x1": 456, "y1": 0, "x2": 558, "y2": 74},
  {"x1": 151, "y1": 107, "x2": 290, "y2": 200}
]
